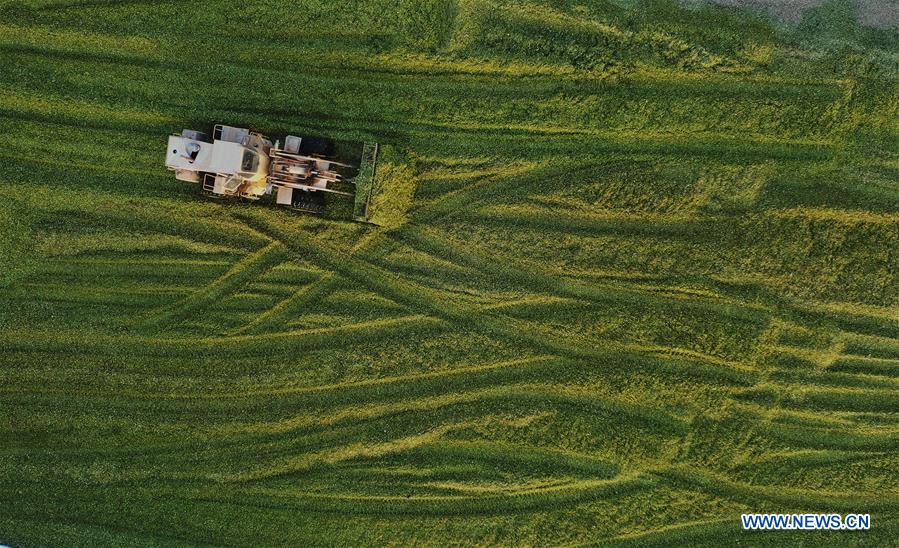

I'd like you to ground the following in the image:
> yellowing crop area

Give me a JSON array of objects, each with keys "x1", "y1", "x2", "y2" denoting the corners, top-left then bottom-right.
[{"x1": 1, "y1": 0, "x2": 897, "y2": 545}]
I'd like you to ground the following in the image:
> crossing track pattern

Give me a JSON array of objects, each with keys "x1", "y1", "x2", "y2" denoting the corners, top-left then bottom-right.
[{"x1": 1, "y1": 1, "x2": 898, "y2": 545}]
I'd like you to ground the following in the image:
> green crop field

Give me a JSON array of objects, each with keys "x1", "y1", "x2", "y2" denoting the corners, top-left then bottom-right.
[{"x1": 1, "y1": 0, "x2": 897, "y2": 545}]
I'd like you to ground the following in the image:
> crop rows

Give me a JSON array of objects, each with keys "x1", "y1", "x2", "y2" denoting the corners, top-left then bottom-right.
[{"x1": 1, "y1": 0, "x2": 897, "y2": 545}]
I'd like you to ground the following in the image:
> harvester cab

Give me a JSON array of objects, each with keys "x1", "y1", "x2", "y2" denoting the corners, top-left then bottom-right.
[
  {"x1": 166, "y1": 126, "x2": 272, "y2": 197},
  {"x1": 165, "y1": 124, "x2": 374, "y2": 216}
]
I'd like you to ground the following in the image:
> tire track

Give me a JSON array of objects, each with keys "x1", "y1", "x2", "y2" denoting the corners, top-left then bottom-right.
[{"x1": 140, "y1": 242, "x2": 287, "y2": 330}]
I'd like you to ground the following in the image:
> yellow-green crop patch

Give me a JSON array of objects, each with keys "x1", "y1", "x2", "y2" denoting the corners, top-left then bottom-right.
[{"x1": 1, "y1": 0, "x2": 897, "y2": 545}]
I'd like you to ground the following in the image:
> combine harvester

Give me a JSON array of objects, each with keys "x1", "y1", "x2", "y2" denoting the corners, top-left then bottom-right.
[{"x1": 165, "y1": 124, "x2": 379, "y2": 219}]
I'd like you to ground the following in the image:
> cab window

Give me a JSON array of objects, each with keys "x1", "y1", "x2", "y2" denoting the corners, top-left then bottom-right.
[{"x1": 241, "y1": 150, "x2": 259, "y2": 174}]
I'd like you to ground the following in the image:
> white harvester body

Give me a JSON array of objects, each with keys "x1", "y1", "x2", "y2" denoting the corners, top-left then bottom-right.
[{"x1": 164, "y1": 124, "x2": 351, "y2": 213}]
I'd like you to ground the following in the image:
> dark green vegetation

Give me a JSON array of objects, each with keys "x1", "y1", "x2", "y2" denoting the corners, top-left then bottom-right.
[{"x1": 1, "y1": 0, "x2": 897, "y2": 545}]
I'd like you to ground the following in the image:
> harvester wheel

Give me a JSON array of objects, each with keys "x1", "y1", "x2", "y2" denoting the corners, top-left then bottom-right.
[{"x1": 290, "y1": 190, "x2": 326, "y2": 214}]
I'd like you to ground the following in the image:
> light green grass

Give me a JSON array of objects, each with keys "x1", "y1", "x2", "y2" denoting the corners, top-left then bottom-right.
[{"x1": 0, "y1": 0, "x2": 897, "y2": 545}]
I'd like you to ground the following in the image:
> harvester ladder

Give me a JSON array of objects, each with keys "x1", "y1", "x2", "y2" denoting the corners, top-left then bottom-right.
[{"x1": 202, "y1": 173, "x2": 216, "y2": 193}]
